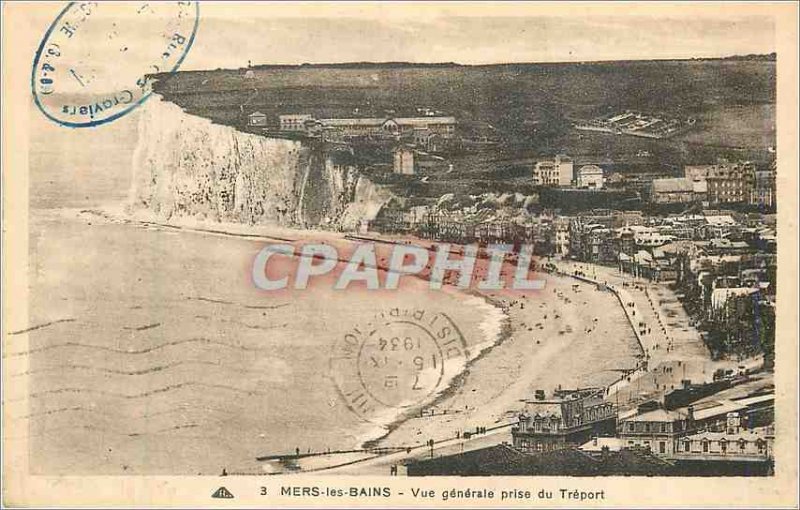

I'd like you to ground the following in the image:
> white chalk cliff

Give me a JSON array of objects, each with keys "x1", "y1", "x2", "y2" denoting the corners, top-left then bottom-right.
[{"x1": 129, "y1": 95, "x2": 392, "y2": 230}]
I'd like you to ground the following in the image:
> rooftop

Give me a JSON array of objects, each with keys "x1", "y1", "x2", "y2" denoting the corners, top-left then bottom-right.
[
  {"x1": 683, "y1": 427, "x2": 772, "y2": 442},
  {"x1": 731, "y1": 393, "x2": 775, "y2": 407},
  {"x1": 520, "y1": 402, "x2": 565, "y2": 421},
  {"x1": 579, "y1": 165, "x2": 604, "y2": 175},
  {"x1": 625, "y1": 408, "x2": 686, "y2": 423},
  {"x1": 711, "y1": 287, "x2": 761, "y2": 310},
  {"x1": 691, "y1": 400, "x2": 746, "y2": 422},
  {"x1": 652, "y1": 177, "x2": 693, "y2": 193},
  {"x1": 705, "y1": 215, "x2": 737, "y2": 226},
  {"x1": 408, "y1": 445, "x2": 674, "y2": 476},
  {"x1": 319, "y1": 116, "x2": 456, "y2": 126}
]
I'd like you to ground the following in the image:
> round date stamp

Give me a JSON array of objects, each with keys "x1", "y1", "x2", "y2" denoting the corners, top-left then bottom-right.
[
  {"x1": 330, "y1": 308, "x2": 469, "y2": 423},
  {"x1": 31, "y1": 1, "x2": 199, "y2": 128}
]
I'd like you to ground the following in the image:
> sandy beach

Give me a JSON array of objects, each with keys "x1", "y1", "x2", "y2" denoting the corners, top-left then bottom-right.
[
  {"x1": 552, "y1": 259, "x2": 754, "y2": 411},
  {"x1": 372, "y1": 262, "x2": 641, "y2": 451}
]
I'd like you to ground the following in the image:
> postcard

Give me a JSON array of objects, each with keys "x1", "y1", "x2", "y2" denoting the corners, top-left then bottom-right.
[{"x1": 2, "y1": 1, "x2": 798, "y2": 507}]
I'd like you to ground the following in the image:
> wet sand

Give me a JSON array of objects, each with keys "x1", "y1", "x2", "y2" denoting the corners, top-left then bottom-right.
[
  {"x1": 552, "y1": 260, "x2": 751, "y2": 411},
  {"x1": 374, "y1": 264, "x2": 641, "y2": 451}
]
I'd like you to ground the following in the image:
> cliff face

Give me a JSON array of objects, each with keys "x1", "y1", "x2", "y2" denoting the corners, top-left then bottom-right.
[{"x1": 129, "y1": 96, "x2": 392, "y2": 230}]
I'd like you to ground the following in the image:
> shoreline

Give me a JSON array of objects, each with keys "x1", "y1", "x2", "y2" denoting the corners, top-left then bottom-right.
[
  {"x1": 62, "y1": 208, "x2": 643, "y2": 468},
  {"x1": 361, "y1": 293, "x2": 513, "y2": 450},
  {"x1": 70, "y1": 207, "x2": 516, "y2": 454}
]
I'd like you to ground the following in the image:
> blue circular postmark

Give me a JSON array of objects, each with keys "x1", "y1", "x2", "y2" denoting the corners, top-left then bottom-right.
[{"x1": 31, "y1": 1, "x2": 199, "y2": 128}]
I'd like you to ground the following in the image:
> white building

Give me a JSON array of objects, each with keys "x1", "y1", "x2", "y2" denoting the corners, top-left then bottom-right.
[
  {"x1": 672, "y1": 422, "x2": 773, "y2": 462},
  {"x1": 393, "y1": 147, "x2": 415, "y2": 175},
  {"x1": 577, "y1": 165, "x2": 604, "y2": 189},
  {"x1": 650, "y1": 178, "x2": 696, "y2": 204},
  {"x1": 533, "y1": 154, "x2": 573, "y2": 186},
  {"x1": 279, "y1": 114, "x2": 456, "y2": 139},
  {"x1": 279, "y1": 114, "x2": 313, "y2": 131},
  {"x1": 248, "y1": 111, "x2": 267, "y2": 127},
  {"x1": 554, "y1": 216, "x2": 571, "y2": 256}
]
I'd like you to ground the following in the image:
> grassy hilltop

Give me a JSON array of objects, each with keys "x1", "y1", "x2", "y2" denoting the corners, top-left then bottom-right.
[{"x1": 152, "y1": 57, "x2": 775, "y2": 191}]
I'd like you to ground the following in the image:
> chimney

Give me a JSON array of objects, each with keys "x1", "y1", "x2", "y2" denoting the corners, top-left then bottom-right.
[
  {"x1": 593, "y1": 437, "x2": 598, "y2": 447},
  {"x1": 687, "y1": 405, "x2": 695, "y2": 422}
]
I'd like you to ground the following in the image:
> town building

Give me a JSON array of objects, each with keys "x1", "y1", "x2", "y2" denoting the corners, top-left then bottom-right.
[
  {"x1": 568, "y1": 217, "x2": 618, "y2": 264},
  {"x1": 533, "y1": 161, "x2": 558, "y2": 186},
  {"x1": 618, "y1": 248, "x2": 677, "y2": 282},
  {"x1": 575, "y1": 110, "x2": 694, "y2": 139},
  {"x1": 691, "y1": 179, "x2": 708, "y2": 203},
  {"x1": 750, "y1": 161, "x2": 777, "y2": 208},
  {"x1": 710, "y1": 287, "x2": 763, "y2": 313},
  {"x1": 649, "y1": 178, "x2": 697, "y2": 204},
  {"x1": 553, "y1": 216, "x2": 571, "y2": 256},
  {"x1": 577, "y1": 165, "x2": 605, "y2": 189},
  {"x1": 707, "y1": 162, "x2": 754, "y2": 204},
  {"x1": 618, "y1": 394, "x2": 771, "y2": 457},
  {"x1": 533, "y1": 154, "x2": 573, "y2": 186},
  {"x1": 393, "y1": 147, "x2": 415, "y2": 175},
  {"x1": 707, "y1": 162, "x2": 756, "y2": 204},
  {"x1": 684, "y1": 164, "x2": 715, "y2": 183},
  {"x1": 279, "y1": 114, "x2": 313, "y2": 131},
  {"x1": 279, "y1": 114, "x2": 456, "y2": 139},
  {"x1": 248, "y1": 111, "x2": 268, "y2": 127},
  {"x1": 672, "y1": 424, "x2": 773, "y2": 463},
  {"x1": 684, "y1": 161, "x2": 759, "y2": 204},
  {"x1": 512, "y1": 388, "x2": 617, "y2": 453},
  {"x1": 702, "y1": 238, "x2": 752, "y2": 256},
  {"x1": 619, "y1": 407, "x2": 693, "y2": 456},
  {"x1": 412, "y1": 128, "x2": 443, "y2": 152}
]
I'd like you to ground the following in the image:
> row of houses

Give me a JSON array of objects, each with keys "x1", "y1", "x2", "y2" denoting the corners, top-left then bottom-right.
[
  {"x1": 546, "y1": 208, "x2": 776, "y2": 363},
  {"x1": 403, "y1": 382, "x2": 773, "y2": 476},
  {"x1": 532, "y1": 157, "x2": 776, "y2": 206},
  {"x1": 368, "y1": 207, "x2": 546, "y2": 247},
  {"x1": 366, "y1": 205, "x2": 776, "y2": 286},
  {"x1": 617, "y1": 392, "x2": 774, "y2": 456},
  {"x1": 510, "y1": 387, "x2": 774, "y2": 462},
  {"x1": 529, "y1": 157, "x2": 775, "y2": 208},
  {"x1": 649, "y1": 159, "x2": 777, "y2": 208},
  {"x1": 557, "y1": 209, "x2": 775, "y2": 263},
  {"x1": 673, "y1": 243, "x2": 776, "y2": 363}
]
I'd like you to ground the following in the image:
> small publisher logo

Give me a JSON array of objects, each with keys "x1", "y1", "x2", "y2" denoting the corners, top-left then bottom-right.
[{"x1": 212, "y1": 487, "x2": 235, "y2": 499}]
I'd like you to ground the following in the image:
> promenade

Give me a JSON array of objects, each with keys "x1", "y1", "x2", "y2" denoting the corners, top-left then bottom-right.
[{"x1": 549, "y1": 259, "x2": 740, "y2": 410}]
